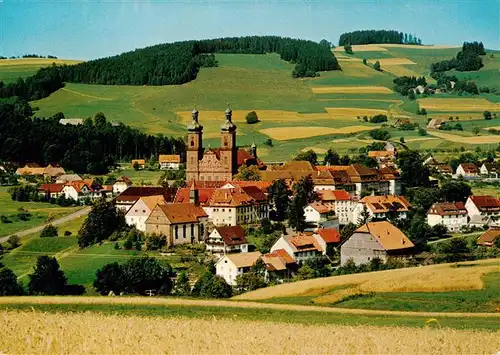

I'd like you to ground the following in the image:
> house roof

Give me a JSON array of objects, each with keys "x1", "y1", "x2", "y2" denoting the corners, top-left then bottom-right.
[
  {"x1": 477, "y1": 228, "x2": 500, "y2": 245},
  {"x1": 377, "y1": 166, "x2": 400, "y2": 180},
  {"x1": 262, "y1": 249, "x2": 296, "y2": 271},
  {"x1": 236, "y1": 148, "x2": 266, "y2": 169},
  {"x1": 316, "y1": 228, "x2": 341, "y2": 244},
  {"x1": 64, "y1": 181, "x2": 91, "y2": 193},
  {"x1": 131, "y1": 159, "x2": 146, "y2": 165},
  {"x1": 368, "y1": 150, "x2": 394, "y2": 158},
  {"x1": 157, "y1": 203, "x2": 207, "y2": 224},
  {"x1": 223, "y1": 251, "x2": 262, "y2": 268},
  {"x1": 229, "y1": 180, "x2": 272, "y2": 192},
  {"x1": 360, "y1": 195, "x2": 411, "y2": 213},
  {"x1": 481, "y1": 163, "x2": 500, "y2": 172},
  {"x1": 268, "y1": 160, "x2": 316, "y2": 172},
  {"x1": 346, "y1": 164, "x2": 378, "y2": 182},
  {"x1": 39, "y1": 183, "x2": 65, "y2": 193},
  {"x1": 458, "y1": 163, "x2": 478, "y2": 173},
  {"x1": 139, "y1": 195, "x2": 167, "y2": 211},
  {"x1": 437, "y1": 164, "x2": 453, "y2": 173},
  {"x1": 284, "y1": 233, "x2": 324, "y2": 253},
  {"x1": 468, "y1": 195, "x2": 500, "y2": 211},
  {"x1": 115, "y1": 176, "x2": 133, "y2": 185},
  {"x1": 174, "y1": 187, "x2": 215, "y2": 206},
  {"x1": 56, "y1": 174, "x2": 82, "y2": 182},
  {"x1": 159, "y1": 154, "x2": 181, "y2": 163},
  {"x1": 308, "y1": 202, "x2": 330, "y2": 214},
  {"x1": 116, "y1": 187, "x2": 177, "y2": 203},
  {"x1": 214, "y1": 225, "x2": 247, "y2": 246},
  {"x1": 189, "y1": 180, "x2": 227, "y2": 188},
  {"x1": 209, "y1": 186, "x2": 266, "y2": 207},
  {"x1": 355, "y1": 221, "x2": 414, "y2": 251},
  {"x1": 317, "y1": 189, "x2": 351, "y2": 202},
  {"x1": 315, "y1": 165, "x2": 350, "y2": 172},
  {"x1": 427, "y1": 202, "x2": 467, "y2": 216}
]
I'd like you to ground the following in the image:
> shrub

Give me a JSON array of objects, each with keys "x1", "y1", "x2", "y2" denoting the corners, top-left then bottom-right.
[
  {"x1": 0, "y1": 215, "x2": 12, "y2": 224},
  {"x1": 418, "y1": 128, "x2": 427, "y2": 136},
  {"x1": 245, "y1": 111, "x2": 259, "y2": 124},
  {"x1": 7, "y1": 235, "x2": 20, "y2": 249},
  {"x1": 64, "y1": 230, "x2": 72, "y2": 236},
  {"x1": 40, "y1": 224, "x2": 58, "y2": 238},
  {"x1": 192, "y1": 272, "x2": 232, "y2": 298},
  {"x1": 369, "y1": 129, "x2": 391, "y2": 141}
]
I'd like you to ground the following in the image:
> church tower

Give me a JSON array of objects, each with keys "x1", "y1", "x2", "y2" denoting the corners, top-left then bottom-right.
[
  {"x1": 186, "y1": 108, "x2": 203, "y2": 181},
  {"x1": 219, "y1": 107, "x2": 237, "y2": 178}
]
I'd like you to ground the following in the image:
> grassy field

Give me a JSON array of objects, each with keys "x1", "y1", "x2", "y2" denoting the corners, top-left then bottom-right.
[
  {"x1": 9, "y1": 46, "x2": 498, "y2": 160},
  {"x1": 0, "y1": 186, "x2": 80, "y2": 237},
  {"x1": 0, "y1": 58, "x2": 82, "y2": 84}
]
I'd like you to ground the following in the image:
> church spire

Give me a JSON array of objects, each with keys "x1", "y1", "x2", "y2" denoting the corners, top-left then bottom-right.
[
  {"x1": 187, "y1": 107, "x2": 203, "y2": 131},
  {"x1": 221, "y1": 104, "x2": 236, "y2": 131}
]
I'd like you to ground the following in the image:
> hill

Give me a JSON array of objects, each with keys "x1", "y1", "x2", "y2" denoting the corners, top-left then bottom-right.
[
  {"x1": 0, "y1": 58, "x2": 82, "y2": 84},
  {"x1": 6, "y1": 43, "x2": 500, "y2": 161}
]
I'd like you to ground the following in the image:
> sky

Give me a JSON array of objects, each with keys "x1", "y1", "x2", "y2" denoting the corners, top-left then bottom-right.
[{"x1": 1, "y1": 0, "x2": 499, "y2": 60}]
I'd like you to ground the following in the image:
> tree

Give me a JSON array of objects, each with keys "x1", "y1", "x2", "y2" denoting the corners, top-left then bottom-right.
[
  {"x1": 78, "y1": 198, "x2": 125, "y2": 247},
  {"x1": 235, "y1": 272, "x2": 266, "y2": 293},
  {"x1": 40, "y1": 224, "x2": 58, "y2": 238},
  {"x1": 323, "y1": 148, "x2": 340, "y2": 165},
  {"x1": 362, "y1": 58, "x2": 367, "y2": 65},
  {"x1": 369, "y1": 129, "x2": 391, "y2": 141},
  {"x1": 245, "y1": 111, "x2": 259, "y2": 124},
  {"x1": 408, "y1": 90, "x2": 416, "y2": 100},
  {"x1": 472, "y1": 126, "x2": 480, "y2": 135},
  {"x1": 294, "y1": 264, "x2": 315, "y2": 280},
  {"x1": 268, "y1": 179, "x2": 291, "y2": 222},
  {"x1": 288, "y1": 175, "x2": 316, "y2": 232},
  {"x1": 357, "y1": 205, "x2": 371, "y2": 225},
  {"x1": 397, "y1": 150, "x2": 430, "y2": 189},
  {"x1": 483, "y1": 111, "x2": 492, "y2": 120},
  {"x1": 28, "y1": 256, "x2": 82, "y2": 295},
  {"x1": 340, "y1": 223, "x2": 357, "y2": 242},
  {"x1": 400, "y1": 136, "x2": 405, "y2": 143},
  {"x1": 173, "y1": 272, "x2": 191, "y2": 296},
  {"x1": 436, "y1": 237, "x2": 470, "y2": 262},
  {"x1": 7, "y1": 235, "x2": 20, "y2": 249},
  {"x1": 373, "y1": 61, "x2": 381, "y2": 71},
  {"x1": 192, "y1": 272, "x2": 232, "y2": 298},
  {"x1": 293, "y1": 150, "x2": 318, "y2": 165},
  {"x1": 344, "y1": 43, "x2": 353, "y2": 54},
  {"x1": 93, "y1": 262, "x2": 126, "y2": 295},
  {"x1": 0, "y1": 266, "x2": 23, "y2": 295},
  {"x1": 144, "y1": 234, "x2": 166, "y2": 251},
  {"x1": 418, "y1": 128, "x2": 427, "y2": 136},
  {"x1": 233, "y1": 165, "x2": 261, "y2": 181},
  {"x1": 319, "y1": 39, "x2": 331, "y2": 48},
  {"x1": 440, "y1": 180, "x2": 472, "y2": 203},
  {"x1": 122, "y1": 257, "x2": 173, "y2": 295}
]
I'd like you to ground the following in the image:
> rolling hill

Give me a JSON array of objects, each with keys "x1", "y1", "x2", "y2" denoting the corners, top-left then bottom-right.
[{"x1": 3, "y1": 44, "x2": 500, "y2": 161}]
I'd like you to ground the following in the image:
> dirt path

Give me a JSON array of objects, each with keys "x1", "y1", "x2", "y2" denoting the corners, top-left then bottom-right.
[
  {"x1": 0, "y1": 296, "x2": 498, "y2": 319},
  {"x1": 0, "y1": 207, "x2": 90, "y2": 243}
]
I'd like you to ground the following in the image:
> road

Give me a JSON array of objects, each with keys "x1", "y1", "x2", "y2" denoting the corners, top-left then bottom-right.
[{"x1": 0, "y1": 207, "x2": 90, "y2": 243}]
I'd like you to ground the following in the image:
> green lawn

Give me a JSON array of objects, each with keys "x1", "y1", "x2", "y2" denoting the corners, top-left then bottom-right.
[{"x1": 0, "y1": 186, "x2": 80, "y2": 237}]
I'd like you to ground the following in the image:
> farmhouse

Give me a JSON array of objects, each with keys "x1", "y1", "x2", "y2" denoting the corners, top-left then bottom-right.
[
  {"x1": 304, "y1": 202, "x2": 331, "y2": 225},
  {"x1": 15, "y1": 164, "x2": 65, "y2": 178},
  {"x1": 465, "y1": 195, "x2": 500, "y2": 222},
  {"x1": 340, "y1": 221, "x2": 414, "y2": 265},
  {"x1": 313, "y1": 227, "x2": 341, "y2": 254},
  {"x1": 125, "y1": 195, "x2": 166, "y2": 232},
  {"x1": 115, "y1": 186, "x2": 177, "y2": 212},
  {"x1": 145, "y1": 203, "x2": 208, "y2": 246},
  {"x1": 215, "y1": 251, "x2": 262, "y2": 286},
  {"x1": 185, "y1": 108, "x2": 265, "y2": 182},
  {"x1": 61, "y1": 180, "x2": 92, "y2": 201},
  {"x1": 479, "y1": 163, "x2": 500, "y2": 178},
  {"x1": 351, "y1": 195, "x2": 411, "y2": 224},
  {"x1": 131, "y1": 159, "x2": 146, "y2": 169},
  {"x1": 316, "y1": 189, "x2": 355, "y2": 225},
  {"x1": 159, "y1": 154, "x2": 181, "y2": 170},
  {"x1": 261, "y1": 249, "x2": 296, "y2": 281},
  {"x1": 205, "y1": 225, "x2": 248, "y2": 254},
  {"x1": 476, "y1": 227, "x2": 500, "y2": 247},
  {"x1": 113, "y1": 176, "x2": 133, "y2": 195},
  {"x1": 270, "y1": 233, "x2": 324, "y2": 264},
  {"x1": 55, "y1": 174, "x2": 82, "y2": 183},
  {"x1": 456, "y1": 163, "x2": 478, "y2": 177},
  {"x1": 426, "y1": 202, "x2": 468, "y2": 232},
  {"x1": 39, "y1": 183, "x2": 65, "y2": 199}
]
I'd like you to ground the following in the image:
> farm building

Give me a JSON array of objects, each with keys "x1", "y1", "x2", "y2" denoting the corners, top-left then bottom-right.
[
  {"x1": 131, "y1": 159, "x2": 146, "y2": 169},
  {"x1": 205, "y1": 225, "x2": 249, "y2": 254},
  {"x1": 125, "y1": 195, "x2": 166, "y2": 232},
  {"x1": 340, "y1": 221, "x2": 414, "y2": 265},
  {"x1": 270, "y1": 233, "x2": 324, "y2": 264},
  {"x1": 215, "y1": 251, "x2": 262, "y2": 286},
  {"x1": 476, "y1": 227, "x2": 500, "y2": 247},
  {"x1": 456, "y1": 163, "x2": 478, "y2": 177},
  {"x1": 351, "y1": 195, "x2": 411, "y2": 224},
  {"x1": 159, "y1": 154, "x2": 181, "y2": 170},
  {"x1": 113, "y1": 176, "x2": 133, "y2": 194},
  {"x1": 426, "y1": 202, "x2": 468, "y2": 232}
]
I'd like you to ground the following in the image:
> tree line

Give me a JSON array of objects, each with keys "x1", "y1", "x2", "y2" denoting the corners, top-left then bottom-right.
[
  {"x1": 0, "y1": 36, "x2": 340, "y2": 101},
  {"x1": 430, "y1": 41, "x2": 485, "y2": 73},
  {"x1": 0, "y1": 98, "x2": 185, "y2": 174},
  {"x1": 338, "y1": 30, "x2": 422, "y2": 46}
]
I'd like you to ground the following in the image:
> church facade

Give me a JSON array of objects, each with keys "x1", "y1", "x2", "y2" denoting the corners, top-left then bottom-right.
[{"x1": 186, "y1": 108, "x2": 264, "y2": 182}]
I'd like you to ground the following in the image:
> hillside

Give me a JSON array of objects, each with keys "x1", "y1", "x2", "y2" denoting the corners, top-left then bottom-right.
[
  {"x1": 5, "y1": 44, "x2": 500, "y2": 161},
  {"x1": 0, "y1": 58, "x2": 82, "y2": 84}
]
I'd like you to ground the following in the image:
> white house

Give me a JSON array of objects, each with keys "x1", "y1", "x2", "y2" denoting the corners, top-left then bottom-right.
[
  {"x1": 125, "y1": 195, "x2": 166, "y2": 232},
  {"x1": 39, "y1": 183, "x2": 65, "y2": 199},
  {"x1": 427, "y1": 202, "x2": 468, "y2": 232},
  {"x1": 316, "y1": 189, "x2": 355, "y2": 225},
  {"x1": 304, "y1": 202, "x2": 330, "y2": 225},
  {"x1": 215, "y1": 251, "x2": 262, "y2": 286},
  {"x1": 205, "y1": 225, "x2": 248, "y2": 254},
  {"x1": 351, "y1": 195, "x2": 411, "y2": 224},
  {"x1": 61, "y1": 181, "x2": 92, "y2": 201},
  {"x1": 465, "y1": 195, "x2": 500, "y2": 222},
  {"x1": 113, "y1": 176, "x2": 133, "y2": 195},
  {"x1": 270, "y1": 233, "x2": 324, "y2": 264},
  {"x1": 159, "y1": 154, "x2": 181, "y2": 170},
  {"x1": 340, "y1": 221, "x2": 414, "y2": 265},
  {"x1": 479, "y1": 163, "x2": 500, "y2": 178},
  {"x1": 456, "y1": 163, "x2": 478, "y2": 177}
]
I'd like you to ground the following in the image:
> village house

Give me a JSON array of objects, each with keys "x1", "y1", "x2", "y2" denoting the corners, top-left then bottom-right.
[
  {"x1": 131, "y1": 159, "x2": 146, "y2": 169},
  {"x1": 351, "y1": 195, "x2": 411, "y2": 224},
  {"x1": 313, "y1": 228, "x2": 341, "y2": 255},
  {"x1": 61, "y1": 180, "x2": 93, "y2": 202},
  {"x1": 261, "y1": 249, "x2": 296, "y2": 282},
  {"x1": 206, "y1": 185, "x2": 269, "y2": 226},
  {"x1": 145, "y1": 203, "x2": 208, "y2": 246},
  {"x1": 456, "y1": 163, "x2": 479, "y2": 178},
  {"x1": 427, "y1": 118, "x2": 443, "y2": 130},
  {"x1": 465, "y1": 195, "x2": 500, "y2": 225},
  {"x1": 113, "y1": 176, "x2": 133, "y2": 195},
  {"x1": 436, "y1": 164, "x2": 453, "y2": 176},
  {"x1": 15, "y1": 164, "x2": 65, "y2": 178},
  {"x1": 39, "y1": 183, "x2": 65, "y2": 199},
  {"x1": 316, "y1": 189, "x2": 355, "y2": 225},
  {"x1": 479, "y1": 163, "x2": 500, "y2": 178},
  {"x1": 304, "y1": 202, "x2": 331, "y2": 225},
  {"x1": 205, "y1": 225, "x2": 248, "y2": 254},
  {"x1": 215, "y1": 251, "x2": 262, "y2": 286},
  {"x1": 476, "y1": 227, "x2": 500, "y2": 247},
  {"x1": 159, "y1": 154, "x2": 181, "y2": 170},
  {"x1": 426, "y1": 202, "x2": 468, "y2": 232},
  {"x1": 125, "y1": 195, "x2": 166, "y2": 232},
  {"x1": 340, "y1": 221, "x2": 414, "y2": 265},
  {"x1": 115, "y1": 186, "x2": 177, "y2": 212},
  {"x1": 368, "y1": 150, "x2": 396, "y2": 168},
  {"x1": 55, "y1": 174, "x2": 82, "y2": 184},
  {"x1": 270, "y1": 233, "x2": 324, "y2": 264}
]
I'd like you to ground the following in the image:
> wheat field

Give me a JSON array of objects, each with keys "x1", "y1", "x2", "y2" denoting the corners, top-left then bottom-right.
[
  {"x1": 235, "y1": 259, "x2": 500, "y2": 301},
  {"x1": 368, "y1": 58, "x2": 417, "y2": 65},
  {"x1": 260, "y1": 126, "x2": 374, "y2": 140},
  {"x1": 1, "y1": 310, "x2": 498, "y2": 355},
  {"x1": 428, "y1": 131, "x2": 500, "y2": 144},
  {"x1": 0, "y1": 58, "x2": 82, "y2": 66},
  {"x1": 418, "y1": 98, "x2": 500, "y2": 112},
  {"x1": 312, "y1": 86, "x2": 393, "y2": 94}
]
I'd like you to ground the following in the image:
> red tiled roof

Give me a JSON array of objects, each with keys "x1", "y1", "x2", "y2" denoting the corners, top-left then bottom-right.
[
  {"x1": 236, "y1": 148, "x2": 266, "y2": 169},
  {"x1": 39, "y1": 183, "x2": 65, "y2": 193},
  {"x1": 427, "y1": 202, "x2": 467, "y2": 216},
  {"x1": 240, "y1": 186, "x2": 267, "y2": 202},
  {"x1": 231, "y1": 180, "x2": 272, "y2": 192},
  {"x1": 459, "y1": 163, "x2": 478, "y2": 173},
  {"x1": 469, "y1": 195, "x2": 500, "y2": 211},
  {"x1": 285, "y1": 233, "x2": 324, "y2": 253},
  {"x1": 308, "y1": 202, "x2": 330, "y2": 214},
  {"x1": 317, "y1": 189, "x2": 351, "y2": 202},
  {"x1": 316, "y1": 228, "x2": 341, "y2": 244},
  {"x1": 174, "y1": 187, "x2": 215, "y2": 206},
  {"x1": 265, "y1": 249, "x2": 296, "y2": 265},
  {"x1": 64, "y1": 181, "x2": 91, "y2": 193},
  {"x1": 209, "y1": 186, "x2": 266, "y2": 207},
  {"x1": 214, "y1": 225, "x2": 247, "y2": 246},
  {"x1": 158, "y1": 203, "x2": 207, "y2": 224},
  {"x1": 477, "y1": 228, "x2": 500, "y2": 246}
]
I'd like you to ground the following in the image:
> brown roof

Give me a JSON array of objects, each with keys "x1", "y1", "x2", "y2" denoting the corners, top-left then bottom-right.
[
  {"x1": 368, "y1": 150, "x2": 394, "y2": 158},
  {"x1": 355, "y1": 221, "x2": 414, "y2": 251},
  {"x1": 116, "y1": 186, "x2": 177, "y2": 203},
  {"x1": 458, "y1": 163, "x2": 478, "y2": 173},
  {"x1": 230, "y1": 180, "x2": 272, "y2": 192},
  {"x1": 469, "y1": 195, "x2": 500, "y2": 212},
  {"x1": 209, "y1": 186, "x2": 265, "y2": 207},
  {"x1": 261, "y1": 253, "x2": 287, "y2": 271},
  {"x1": 116, "y1": 176, "x2": 132, "y2": 185},
  {"x1": 361, "y1": 195, "x2": 411, "y2": 213},
  {"x1": 269, "y1": 160, "x2": 316, "y2": 172},
  {"x1": 316, "y1": 228, "x2": 341, "y2": 244},
  {"x1": 214, "y1": 225, "x2": 247, "y2": 246},
  {"x1": 284, "y1": 233, "x2": 324, "y2": 253},
  {"x1": 174, "y1": 187, "x2": 215, "y2": 206},
  {"x1": 224, "y1": 251, "x2": 262, "y2": 268},
  {"x1": 308, "y1": 202, "x2": 330, "y2": 214},
  {"x1": 64, "y1": 181, "x2": 91, "y2": 193},
  {"x1": 346, "y1": 164, "x2": 378, "y2": 183},
  {"x1": 131, "y1": 159, "x2": 145, "y2": 166},
  {"x1": 437, "y1": 164, "x2": 453, "y2": 173},
  {"x1": 317, "y1": 189, "x2": 351, "y2": 202},
  {"x1": 315, "y1": 165, "x2": 350, "y2": 172},
  {"x1": 157, "y1": 203, "x2": 207, "y2": 224},
  {"x1": 139, "y1": 195, "x2": 167, "y2": 211},
  {"x1": 236, "y1": 148, "x2": 266, "y2": 169},
  {"x1": 427, "y1": 202, "x2": 467, "y2": 216},
  {"x1": 39, "y1": 183, "x2": 65, "y2": 193},
  {"x1": 482, "y1": 163, "x2": 500, "y2": 172},
  {"x1": 477, "y1": 228, "x2": 500, "y2": 246},
  {"x1": 159, "y1": 154, "x2": 181, "y2": 163}
]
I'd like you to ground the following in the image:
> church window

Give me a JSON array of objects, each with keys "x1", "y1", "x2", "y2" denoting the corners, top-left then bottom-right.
[
  {"x1": 224, "y1": 137, "x2": 228, "y2": 147},
  {"x1": 190, "y1": 139, "x2": 195, "y2": 147}
]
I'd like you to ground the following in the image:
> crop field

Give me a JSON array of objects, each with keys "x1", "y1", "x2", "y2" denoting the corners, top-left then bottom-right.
[
  {"x1": 418, "y1": 98, "x2": 500, "y2": 112},
  {"x1": 311, "y1": 86, "x2": 392, "y2": 94},
  {"x1": 260, "y1": 126, "x2": 374, "y2": 140},
  {"x1": 428, "y1": 131, "x2": 500, "y2": 144},
  {"x1": 1, "y1": 309, "x2": 499, "y2": 355},
  {"x1": 368, "y1": 57, "x2": 417, "y2": 65},
  {"x1": 0, "y1": 58, "x2": 82, "y2": 84}
]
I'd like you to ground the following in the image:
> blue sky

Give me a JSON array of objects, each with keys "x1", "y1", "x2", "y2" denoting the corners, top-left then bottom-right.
[{"x1": 1, "y1": 0, "x2": 498, "y2": 60}]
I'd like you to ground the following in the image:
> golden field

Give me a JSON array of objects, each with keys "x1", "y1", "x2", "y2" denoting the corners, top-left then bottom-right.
[
  {"x1": 312, "y1": 86, "x2": 393, "y2": 94},
  {"x1": 428, "y1": 131, "x2": 500, "y2": 144},
  {"x1": 333, "y1": 44, "x2": 389, "y2": 52},
  {"x1": 2, "y1": 310, "x2": 499, "y2": 355},
  {"x1": 259, "y1": 126, "x2": 374, "y2": 140},
  {"x1": 368, "y1": 58, "x2": 417, "y2": 66},
  {"x1": 378, "y1": 44, "x2": 459, "y2": 49},
  {"x1": 0, "y1": 58, "x2": 82, "y2": 66},
  {"x1": 418, "y1": 98, "x2": 500, "y2": 112},
  {"x1": 235, "y1": 259, "x2": 500, "y2": 301}
]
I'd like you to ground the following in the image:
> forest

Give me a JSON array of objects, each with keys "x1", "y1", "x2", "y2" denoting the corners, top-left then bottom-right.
[
  {"x1": 430, "y1": 41, "x2": 486, "y2": 73},
  {"x1": 0, "y1": 97, "x2": 185, "y2": 174},
  {"x1": 0, "y1": 36, "x2": 340, "y2": 102},
  {"x1": 338, "y1": 30, "x2": 422, "y2": 46}
]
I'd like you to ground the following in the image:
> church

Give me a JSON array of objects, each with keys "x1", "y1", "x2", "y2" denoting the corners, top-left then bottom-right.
[{"x1": 186, "y1": 108, "x2": 265, "y2": 182}]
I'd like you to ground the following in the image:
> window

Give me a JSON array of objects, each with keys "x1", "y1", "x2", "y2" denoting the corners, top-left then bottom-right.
[
  {"x1": 191, "y1": 223, "x2": 194, "y2": 237},
  {"x1": 175, "y1": 225, "x2": 178, "y2": 239},
  {"x1": 183, "y1": 224, "x2": 186, "y2": 238}
]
